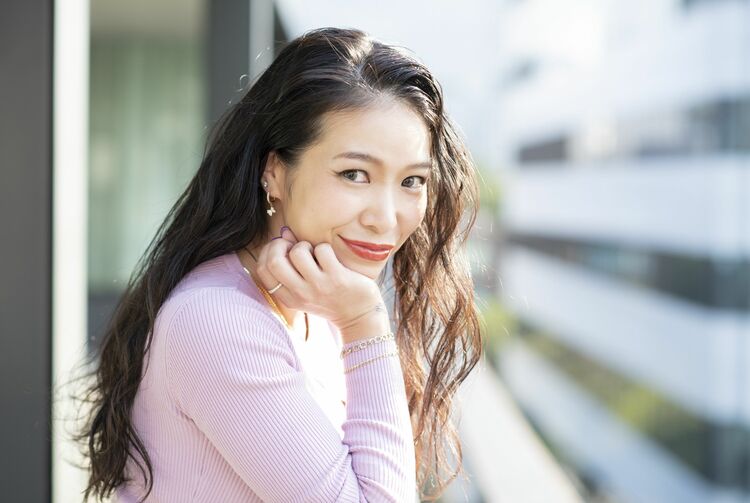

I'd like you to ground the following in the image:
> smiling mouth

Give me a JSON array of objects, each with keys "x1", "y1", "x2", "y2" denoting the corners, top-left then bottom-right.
[{"x1": 340, "y1": 236, "x2": 393, "y2": 261}]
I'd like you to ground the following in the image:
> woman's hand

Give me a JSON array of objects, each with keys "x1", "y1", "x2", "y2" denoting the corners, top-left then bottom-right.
[{"x1": 252, "y1": 226, "x2": 389, "y2": 337}]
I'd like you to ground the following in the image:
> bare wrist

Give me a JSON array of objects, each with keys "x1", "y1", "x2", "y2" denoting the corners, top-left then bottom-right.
[{"x1": 337, "y1": 301, "x2": 390, "y2": 344}]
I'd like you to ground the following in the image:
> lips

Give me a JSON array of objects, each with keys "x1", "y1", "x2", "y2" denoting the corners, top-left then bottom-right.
[
  {"x1": 340, "y1": 236, "x2": 394, "y2": 261},
  {"x1": 340, "y1": 237, "x2": 394, "y2": 252}
]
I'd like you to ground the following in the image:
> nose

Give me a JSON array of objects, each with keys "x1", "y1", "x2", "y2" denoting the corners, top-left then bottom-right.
[{"x1": 360, "y1": 187, "x2": 399, "y2": 235}]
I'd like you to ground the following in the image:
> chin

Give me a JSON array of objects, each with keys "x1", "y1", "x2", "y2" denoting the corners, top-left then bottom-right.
[
  {"x1": 349, "y1": 262, "x2": 382, "y2": 280},
  {"x1": 338, "y1": 257, "x2": 381, "y2": 279},
  {"x1": 364, "y1": 269, "x2": 381, "y2": 281}
]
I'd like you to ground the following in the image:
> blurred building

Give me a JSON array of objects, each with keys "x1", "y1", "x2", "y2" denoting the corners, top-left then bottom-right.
[{"x1": 493, "y1": 1, "x2": 750, "y2": 502}]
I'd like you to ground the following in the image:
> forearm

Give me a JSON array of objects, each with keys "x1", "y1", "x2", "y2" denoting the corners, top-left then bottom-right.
[{"x1": 339, "y1": 325, "x2": 416, "y2": 502}]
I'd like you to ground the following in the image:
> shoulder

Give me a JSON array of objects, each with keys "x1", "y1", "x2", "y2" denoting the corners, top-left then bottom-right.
[
  {"x1": 165, "y1": 285, "x2": 293, "y2": 354},
  {"x1": 161, "y1": 285, "x2": 302, "y2": 413},
  {"x1": 156, "y1": 251, "x2": 268, "y2": 340}
]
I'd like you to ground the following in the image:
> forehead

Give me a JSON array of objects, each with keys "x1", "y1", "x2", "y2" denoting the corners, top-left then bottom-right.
[{"x1": 308, "y1": 102, "x2": 432, "y2": 166}]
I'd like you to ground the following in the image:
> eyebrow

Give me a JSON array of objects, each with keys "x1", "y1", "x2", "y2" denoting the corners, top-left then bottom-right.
[{"x1": 332, "y1": 151, "x2": 433, "y2": 170}]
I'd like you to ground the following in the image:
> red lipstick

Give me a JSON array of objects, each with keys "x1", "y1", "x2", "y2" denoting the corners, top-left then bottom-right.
[{"x1": 340, "y1": 237, "x2": 394, "y2": 262}]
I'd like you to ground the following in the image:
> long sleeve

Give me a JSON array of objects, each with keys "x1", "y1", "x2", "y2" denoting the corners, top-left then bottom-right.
[{"x1": 165, "y1": 287, "x2": 416, "y2": 503}]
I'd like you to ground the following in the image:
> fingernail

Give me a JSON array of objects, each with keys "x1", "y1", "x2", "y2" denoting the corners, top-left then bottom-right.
[
  {"x1": 271, "y1": 236, "x2": 281, "y2": 240},
  {"x1": 280, "y1": 226, "x2": 290, "y2": 233}
]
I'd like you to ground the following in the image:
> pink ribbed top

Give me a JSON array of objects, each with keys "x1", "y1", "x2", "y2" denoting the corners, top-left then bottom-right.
[{"x1": 115, "y1": 251, "x2": 416, "y2": 502}]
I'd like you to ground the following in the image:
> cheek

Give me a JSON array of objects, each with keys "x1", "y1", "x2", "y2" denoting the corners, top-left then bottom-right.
[
  {"x1": 290, "y1": 184, "x2": 360, "y2": 235},
  {"x1": 406, "y1": 194, "x2": 428, "y2": 230},
  {"x1": 394, "y1": 197, "x2": 427, "y2": 252}
]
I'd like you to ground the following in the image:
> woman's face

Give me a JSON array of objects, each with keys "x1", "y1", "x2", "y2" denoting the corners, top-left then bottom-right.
[{"x1": 267, "y1": 100, "x2": 432, "y2": 280}]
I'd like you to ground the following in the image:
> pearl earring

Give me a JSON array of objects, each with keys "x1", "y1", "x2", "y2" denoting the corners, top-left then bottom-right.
[{"x1": 262, "y1": 180, "x2": 276, "y2": 216}]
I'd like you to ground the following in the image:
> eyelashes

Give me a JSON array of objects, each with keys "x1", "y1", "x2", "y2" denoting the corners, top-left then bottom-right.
[
  {"x1": 403, "y1": 176, "x2": 427, "y2": 189},
  {"x1": 337, "y1": 169, "x2": 427, "y2": 190},
  {"x1": 338, "y1": 170, "x2": 365, "y2": 183}
]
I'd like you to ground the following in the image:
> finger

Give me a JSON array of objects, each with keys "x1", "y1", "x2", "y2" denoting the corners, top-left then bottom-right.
[
  {"x1": 279, "y1": 225, "x2": 299, "y2": 243},
  {"x1": 281, "y1": 226, "x2": 299, "y2": 243},
  {"x1": 254, "y1": 239, "x2": 292, "y2": 292},
  {"x1": 313, "y1": 242, "x2": 345, "y2": 274},
  {"x1": 288, "y1": 241, "x2": 324, "y2": 283},
  {"x1": 261, "y1": 239, "x2": 307, "y2": 296},
  {"x1": 255, "y1": 235, "x2": 288, "y2": 270}
]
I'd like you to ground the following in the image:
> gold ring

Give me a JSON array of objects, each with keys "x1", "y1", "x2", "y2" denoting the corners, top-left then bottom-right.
[{"x1": 267, "y1": 283, "x2": 283, "y2": 294}]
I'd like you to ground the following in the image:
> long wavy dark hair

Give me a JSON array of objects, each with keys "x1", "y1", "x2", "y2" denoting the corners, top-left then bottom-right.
[{"x1": 74, "y1": 26, "x2": 482, "y2": 502}]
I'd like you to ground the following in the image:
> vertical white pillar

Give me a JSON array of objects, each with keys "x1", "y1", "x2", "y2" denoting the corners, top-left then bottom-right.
[{"x1": 52, "y1": 0, "x2": 90, "y2": 501}]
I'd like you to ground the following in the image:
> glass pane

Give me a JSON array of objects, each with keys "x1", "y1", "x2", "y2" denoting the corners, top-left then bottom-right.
[{"x1": 87, "y1": 0, "x2": 206, "y2": 348}]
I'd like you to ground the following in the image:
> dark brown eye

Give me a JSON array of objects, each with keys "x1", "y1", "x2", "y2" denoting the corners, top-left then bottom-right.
[
  {"x1": 403, "y1": 176, "x2": 426, "y2": 189},
  {"x1": 339, "y1": 169, "x2": 368, "y2": 182}
]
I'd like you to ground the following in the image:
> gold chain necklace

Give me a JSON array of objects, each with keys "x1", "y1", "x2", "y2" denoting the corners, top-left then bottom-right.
[{"x1": 242, "y1": 245, "x2": 309, "y2": 341}]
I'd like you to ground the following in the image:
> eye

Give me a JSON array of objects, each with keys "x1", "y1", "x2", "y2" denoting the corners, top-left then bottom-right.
[
  {"x1": 338, "y1": 169, "x2": 369, "y2": 183},
  {"x1": 403, "y1": 175, "x2": 427, "y2": 190}
]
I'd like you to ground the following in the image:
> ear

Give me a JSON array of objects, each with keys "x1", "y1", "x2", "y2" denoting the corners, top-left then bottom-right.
[{"x1": 262, "y1": 150, "x2": 286, "y2": 199}]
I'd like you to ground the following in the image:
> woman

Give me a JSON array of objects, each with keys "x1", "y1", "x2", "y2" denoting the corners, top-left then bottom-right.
[{"x1": 77, "y1": 27, "x2": 482, "y2": 502}]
